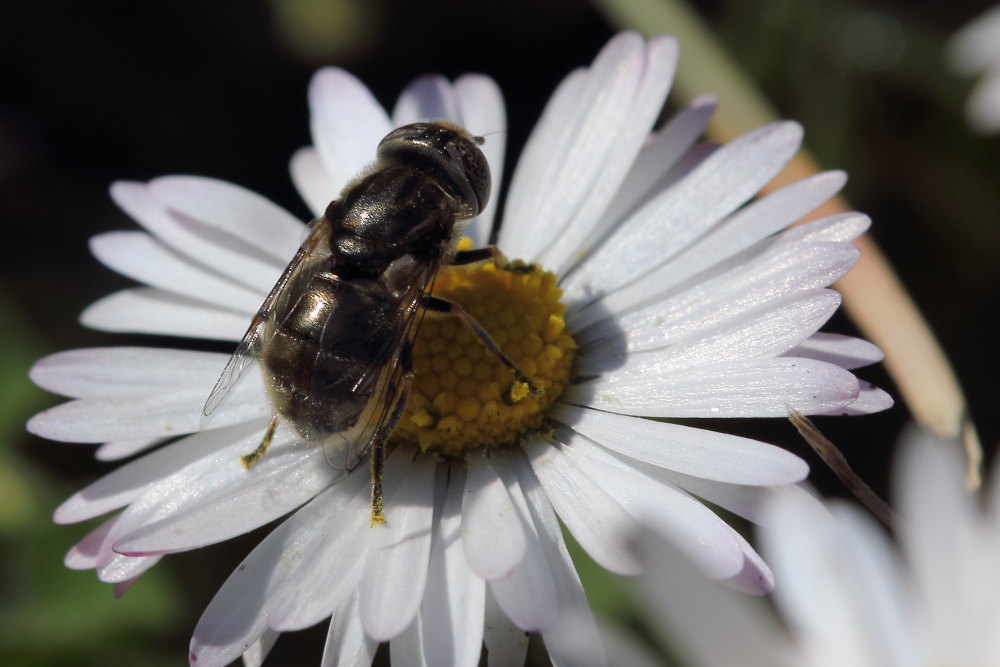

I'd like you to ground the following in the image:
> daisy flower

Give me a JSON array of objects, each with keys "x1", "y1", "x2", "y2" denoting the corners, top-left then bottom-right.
[
  {"x1": 27, "y1": 31, "x2": 890, "y2": 666},
  {"x1": 628, "y1": 425, "x2": 1000, "y2": 667},
  {"x1": 948, "y1": 4, "x2": 1000, "y2": 134}
]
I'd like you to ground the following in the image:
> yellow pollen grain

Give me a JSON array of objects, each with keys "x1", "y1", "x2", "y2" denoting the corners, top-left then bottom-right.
[
  {"x1": 390, "y1": 255, "x2": 576, "y2": 457},
  {"x1": 411, "y1": 409, "x2": 434, "y2": 428},
  {"x1": 509, "y1": 381, "x2": 531, "y2": 403},
  {"x1": 543, "y1": 314, "x2": 564, "y2": 342}
]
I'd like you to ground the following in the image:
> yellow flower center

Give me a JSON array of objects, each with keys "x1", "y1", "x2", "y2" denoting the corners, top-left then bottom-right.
[{"x1": 391, "y1": 246, "x2": 576, "y2": 457}]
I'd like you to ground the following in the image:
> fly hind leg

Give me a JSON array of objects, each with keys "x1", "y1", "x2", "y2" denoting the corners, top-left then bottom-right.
[
  {"x1": 368, "y1": 339, "x2": 415, "y2": 526},
  {"x1": 241, "y1": 415, "x2": 279, "y2": 469}
]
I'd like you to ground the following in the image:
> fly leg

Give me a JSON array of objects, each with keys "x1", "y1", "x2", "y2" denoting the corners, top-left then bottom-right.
[
  {"x1": 369, "y1": 340, "x2": 414, "y2": 526},
  {"x1": 241, "y1": 415, "x2": 279, "y2": 469},
  {"x1": 422, "y1": 295, "x2": 541, "y2": 396},
  {"x1": 451, "y1": 246, "x2": 502, "y2": 266}
]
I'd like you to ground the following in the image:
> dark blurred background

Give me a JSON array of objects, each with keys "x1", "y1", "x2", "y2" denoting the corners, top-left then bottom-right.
[{"x1": 1, "y1": 0, "x2": 997, "y2": 665}]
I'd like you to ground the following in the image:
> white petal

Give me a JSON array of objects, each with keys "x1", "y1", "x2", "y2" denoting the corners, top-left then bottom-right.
[
  {"x1": 983, "y1": 481, "x2": 1000, "y2": 663},
  {"x1": 290, "y1": 147, "x2": 338, "y2": 218},
  {"x1": 763, "y1": 496, "x2": 915, "y2": 667},
  {"x1": 966, "y1": 68, "x2": 1000, "y2": 134},
  {"x1": 390, "y1": 620, "x2": 427, "y2": 667},
  {"x1": 455, "y1": 74, "x2": 506, "y2": 243},
  {"x1": 567, "y1": 357, "x2": 860, "y2": 417},
  {"x1": 669, "y1": 166, "x2": 842, "y2": 289},
  {"x1": 29, "y1": 391, "x2": 211, "y2": 443},
  {"x1": 562, "y1": 121, "x2": 803, "y2": 304},
  {"x1": 896, "y1": 428, "x2": 990, "y2": 663},
  {"x1": 990, "y1": 446, "x2": 1000, "y2": 531},
  {"x1": 487, "y1": 451, "x2": 559, "y2": 632},
  {"x1": 87, "y1": 517, "x2": 163, "y2": 583},
  {"x1": 540, "y1": 36, "x2": 680, "y2": 275},
  {"x1": 496, "y1": 66, "x2": 587, "y2": 258},
  {"x1": 54, "y1": 420, "x2": 265, "y2": 524},
  {"x1": 948, "y1": 7, "x2": 1000, "y2": 131},
  {"x1": 64, "y1": 515, "x2": 116, "y2": 569},
  {"x1": 483, "y1": 589, "x2": 529, "y2": 667},
  {"x1": 549, "y1": 403, "x2": 807, "y2": 485},
  {"x1": 554, "y1": 433, "x2": 745, "y2": 580},
  {"x1": 241, "y1": 629, "x2": 279, "y2": 667},
  {"x1": 500, "y1": 32, "x2": 649, "y2": 259},
  {"x1": 81, "y1": 287, "x2": 249, "y2": 341},
  {"x1": 658, "y1": 472, "x2": 824, "y2": 529},
  {"x1": 78, "y1": 518, "x2": 147, "y2": 582},
  {"x1": 266, "y1": 469, "x2": 372, "y2": 631},
  {"x1": 515, "y1": 453, "x2": 608, "y2": 667},
  {"x1": 949, "y1": 5, "x2": 1000, "y2": 73},
  {"x1": 461, "y1": 451, "x2": 527, "y2": 580},
  {"x1": 320, "y1": 593, "x2": 377, "y2": 667},
  {"x1": 787, "y1": 332, "x2": 883, "y2": 369},
  {"x1": 722, "y1": 530, "x2": 774, "y2": 595},
  {"x1": 574, "y1": 170, "x2": 848, "y2": 327},
  {"x1": 190, "y1": 546, "x2": 285, "y2": 666},
  {"x1": 96, "y1": 438, "x2": 165, "y2": 461},
  {"x1": 191, "y1": 609, "x2": 267, "y2": 666},
  {"x1": 29, "y1": 347, "x2": 228, "y2": 399},
  {"x1": 190, "y1": 478, "x2": 367, "y2": 667},
  {"x1": 28, "y1": 367, "x2": 266, "y2": 443},
  {"x1": 110, "y1": 181, "x2": 286, "y2": 295},
  {"x1": 454, "y1": 74, "x2": 506, "y2": 138},
  {"x1": 820, "y1": 381, "x2": 894, "y2": 416},
  {"x1": 147, "y1": 176, "x2": 304, "y2": 264},
  {"x1": 309, "y1": 68, "x2": 392, "y2": 193},
  {"x1": 684, "y1": 168, "x2": 848, "y2": 261},
  {"x1": 597, "y1": 95, "x2": 717, "y2": 233},
  {"x1": 417, "y1": 462, "x2": 486, "y2": 667},
  {"x1": 781, "y1": 211, "x2": 870, "y2": 244},
  {"x1": 96, "y1": 550, "x2": 161, "y2": 584},
  {"x1": 571, "y1": 232, "x2": 857, "y2": 337},
  {"x1": 595, "y1": 618, "x2": 666, "y2": 667},
  {"x1": 360, "y1": 454, "x2": 437, "y2": 641},
  {"x1": 655, "y1": 141, "x2": 719, "y2": 190},
  {"x1": 90, "y1": 231, "x2": 263, "y2": 314},
  {"x1": 543, "y1": 616, "x2": 610, "y2": 667},
  {"x1": 524, "y1": 435, "x2": 642, "y2": 574},
  {"x1": 631, "y1": 531, "x2": 794, "y2": 667},
  {"x1": 393, "y1": 74, "x2": 462, "y2": 125},
  {"x1": 577, "y1": 289, "x2": 842, "y2": 377},
  {"x1": 113, "y1": 432, "x2": 336, "y2": 554},
  {"x1": 830, "y1": 504, "x2": 916, "y2": 665}
]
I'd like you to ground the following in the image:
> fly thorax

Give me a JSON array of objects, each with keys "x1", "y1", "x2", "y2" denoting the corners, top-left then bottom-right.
[{"x1": 331, "y1": 168, "x2": 457, "y2": 275}]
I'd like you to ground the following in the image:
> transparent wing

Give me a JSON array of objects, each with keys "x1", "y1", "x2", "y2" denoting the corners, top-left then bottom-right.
[{"x1": 201, "y1": 219, "x2": 333, "y2": 425}]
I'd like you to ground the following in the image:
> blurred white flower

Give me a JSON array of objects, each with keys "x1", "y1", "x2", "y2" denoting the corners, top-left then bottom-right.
[
  {"x1": 28, "y1": 31, "x2": 889, "y2": 666},
  {"x1": 949, "y1": 5, "x2": 1000, "y2": 134},
  {"x1": 629, "y1": 426, "x2": 1000, "y2": 667}
]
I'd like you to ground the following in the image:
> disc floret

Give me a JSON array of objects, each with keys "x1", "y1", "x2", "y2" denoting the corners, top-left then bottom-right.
[{"x1": 392, "y1": 256, "x2": 575, "y2": 456}]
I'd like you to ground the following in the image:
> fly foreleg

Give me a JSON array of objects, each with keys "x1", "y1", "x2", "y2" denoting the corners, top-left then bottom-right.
[{"x1": 450, "y1": 245, "x2": 503, "y2": 266}]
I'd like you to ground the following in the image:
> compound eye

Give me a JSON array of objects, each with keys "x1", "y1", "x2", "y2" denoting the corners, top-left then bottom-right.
[
  {"x1": 378, "y1": 122, "x2": 491, "y2": 215},
  {"x1": 452, "y1": 134, "x2": 491, "y2": 214}
]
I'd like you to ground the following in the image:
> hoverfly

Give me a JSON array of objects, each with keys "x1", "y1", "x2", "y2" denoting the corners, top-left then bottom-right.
[{"x1": 203, "y1": 121, "x2": 536, "y2": 525}]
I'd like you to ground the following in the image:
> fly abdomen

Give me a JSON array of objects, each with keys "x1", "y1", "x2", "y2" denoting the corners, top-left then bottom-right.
[{"x1": 261, "y1": 273, "x2": 402, "y2": 441}]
